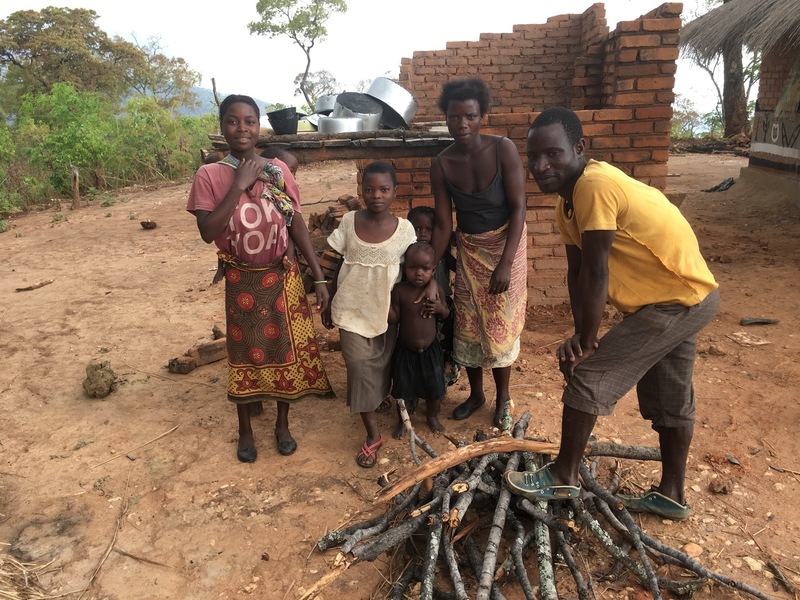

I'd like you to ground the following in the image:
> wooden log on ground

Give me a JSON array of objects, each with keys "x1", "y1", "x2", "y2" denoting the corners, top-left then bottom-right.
[{"x1": 374, "y1": 439, "x2": 563, "y2": 504}]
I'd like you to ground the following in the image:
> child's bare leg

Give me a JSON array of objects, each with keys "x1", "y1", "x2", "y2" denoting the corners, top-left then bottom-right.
[
  {"x1": 360, "y1": 410, "x2": 381, "y2": 446},
  {"x1": 392, "y1": 403, "x2": 406, "y2": 439},
  {"x1": 426, "y1": 397, "x2": 445, "y2": 433}
]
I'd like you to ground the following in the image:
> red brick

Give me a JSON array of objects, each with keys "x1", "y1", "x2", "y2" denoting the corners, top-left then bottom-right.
[
  {"x1": 612, "y1": 150, "x2": 652, "y2": 163},
  {"x1": 614, "y1": 92, "x2": 657, "y2": 106},
  {"x1": 650, "y1": 149, "x2": 670, "y2": 162},
  {"x1": 660, "y1": 33, "x2": 680, "y2": 46},
  {"x1": 637, "y1": 76, "x2": 675, "y2": 90},
  {"x1": 410, "y1": 197, "x2": 435, "y2": 208},
  {"x1": 529, "y1": 246, "x2": 556, "y2": 259},
  {"x1": 635, "y1": 106, "x2": 673, "y2": 119},
  {"x1": 528, "y1": 221, "x2": 556, "y2": 235},
  {"x1": 582, "y1": 123, "x2": 613, "y2": 136},
  {"x1": 487, "y1": 112, "x2": 530, "y2": 126},
  {"x1": 638, "y1": 47, "x2": 679, "y2": 61},
  {"x1": 617, "y1": 49, "x2": 639, "y2": 62},
  {"x1": 617, "y1": 34, "x2": 663, "y2": 48},
  {"x1": 592, "y1": 109, "x2": 633, "y2": 121},
  {"x1": 534, "y1": 257, "x2": 568, "y2": 271},
  {"x1": 591, "y1": 136, "x2": 631, "y2": 149},
  {"x1": 534, "y1": 233, "x2": 564, "y2": 247},
  {"x1": 632, "y1": 135, "x2": 671, "y2": 148},
  {"x1": 641, "y1": 17, "x2": 682, "y2": 31},
  {"x1": 617, "y1": 64, "x2": 659, "y2": 77},
  {"x1": 616, "y1": 21, "x2": 641, "y2": 33},
  {"x1": 613, "y1": 121, "x2": 654, "y2": 134},
  {"x1": 633, "y1": 163, "x2": 668, "y2": 178}
]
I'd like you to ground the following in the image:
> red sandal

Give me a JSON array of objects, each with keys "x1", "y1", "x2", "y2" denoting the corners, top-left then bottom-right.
[{"x1": 355, "y1": 436, "x2": 383, "y2": 468}]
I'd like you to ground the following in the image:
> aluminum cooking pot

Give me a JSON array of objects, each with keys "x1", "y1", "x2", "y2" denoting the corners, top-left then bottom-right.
[
  {"x1": 332, "y1": 92, "x2": 383, "y2": 131},
  {"x1": 314, "y1": 94, "x2": 337, "y2": 115},
  {"x1": 366, "y1": 78, "x2": 418, "y2": 129},
  {"x1": 317, "y1": 116, "x2": 364, "y2": 134}
]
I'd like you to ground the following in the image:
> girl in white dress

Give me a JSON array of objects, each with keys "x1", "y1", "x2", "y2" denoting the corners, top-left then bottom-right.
[{"x1": 322, "y1": 162, "x2": 417, "y2": 467}]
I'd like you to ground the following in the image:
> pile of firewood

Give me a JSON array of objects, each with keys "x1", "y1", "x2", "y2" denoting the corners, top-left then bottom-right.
[
  {"x1": 295, "y1": 195, "x2": 360, "y2": 291},
  {"x1": 302, "y1": 406, "x2": 774, "y2": 600}
]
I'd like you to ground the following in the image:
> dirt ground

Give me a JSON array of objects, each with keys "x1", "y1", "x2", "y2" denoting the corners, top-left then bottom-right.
[{"x1": 1, "y1": 153, "x2": 798, "y2": 600}]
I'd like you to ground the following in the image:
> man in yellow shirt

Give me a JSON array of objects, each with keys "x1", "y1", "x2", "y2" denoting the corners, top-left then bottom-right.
[{"x1": 504, "y1": 107, "x2": 719, "y2": 520}]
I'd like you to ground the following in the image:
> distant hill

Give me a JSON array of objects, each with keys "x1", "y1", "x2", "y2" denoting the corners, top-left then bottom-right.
[{"x1": 178, "y1": 87, "x2": 272, "y2": 117}]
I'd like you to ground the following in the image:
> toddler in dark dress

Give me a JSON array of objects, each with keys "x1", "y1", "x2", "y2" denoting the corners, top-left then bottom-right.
[{"x1": 388, "y1": 242, "x2": 450, "y2": 438}]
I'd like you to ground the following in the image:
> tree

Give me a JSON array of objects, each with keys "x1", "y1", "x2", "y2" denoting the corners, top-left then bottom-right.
[
  {"x1": 683, "y1": 0, "x2": 759, "y2": 137},
  {"x1": 719, "y1": 0, "x2": 748, "y2": 136},
  {"x1": 130, "y1": 37, "x2": 202, "y2": 111},
  {"x1": 293, "y1": 69, "x2": 339, "y2": 110},
  {"x1": 248, "y1": 0, "x2": 347, "y2": 108},
  {"x1": 0, "y1": 7, "x2": 143, "y2": 112}
]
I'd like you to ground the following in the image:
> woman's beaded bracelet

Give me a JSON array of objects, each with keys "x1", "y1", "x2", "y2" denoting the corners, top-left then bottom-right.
[{"x1": 313, "y1": 280, "x2": 328, "y2": 285}]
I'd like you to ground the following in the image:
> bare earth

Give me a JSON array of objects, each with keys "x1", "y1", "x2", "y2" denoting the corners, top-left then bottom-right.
[{"x1": 1, "y1": 154, "x2": 798, "y2": 599}]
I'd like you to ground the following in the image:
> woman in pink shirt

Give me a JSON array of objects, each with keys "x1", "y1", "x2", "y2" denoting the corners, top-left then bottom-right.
[{"x1": 187, "y1": 95, "x2": 333, "y2": 463}]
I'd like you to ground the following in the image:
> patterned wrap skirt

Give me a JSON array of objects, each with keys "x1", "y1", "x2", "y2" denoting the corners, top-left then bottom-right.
[
  {"x1": 221, "y1": 253, "x2": 334, "y2": 404},
  {"x1": 453, "y1": 222, "x2": 528, "y2": 369}
]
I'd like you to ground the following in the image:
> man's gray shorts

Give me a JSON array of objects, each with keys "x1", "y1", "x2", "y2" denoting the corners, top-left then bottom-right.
[{"x1": 563, "y1": 289, "x2": 719, "y2": 429}]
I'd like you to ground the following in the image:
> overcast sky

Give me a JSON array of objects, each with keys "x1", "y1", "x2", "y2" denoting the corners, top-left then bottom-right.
[{"x1": 3, "y1": 0, "x2": 717, "y2": 114}]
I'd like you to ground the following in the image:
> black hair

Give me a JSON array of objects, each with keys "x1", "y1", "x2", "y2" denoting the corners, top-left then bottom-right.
[
  {"x1": 362, "y1": 160, "x2": 397, "y2": 187},
  {"x1": 530, "y1": 107, "x2": 584, "y2": 145},
  {"x1": 438, "y1": 77, "x2": 491, "y2": 116},
  {"x1": 405, "y1": 241, "x2": 436, "y2": 262},
  {"x1": 259, "y1": 145, "x2": 291, "y2": 160},
  {"x1": 218, "y1": 94, "x2": 260, "y2": 128},
  {"x1": 407, "y1": 206, "x2": 435, "y2": 223}
]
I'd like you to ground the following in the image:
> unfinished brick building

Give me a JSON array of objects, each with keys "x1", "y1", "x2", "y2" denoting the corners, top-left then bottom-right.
[
  {"x1": 388, "y1": 2, "x2": 683, "y2": 304},
  {"x1": 254, "y1": 3, "x2": 684, "y2": 304}
]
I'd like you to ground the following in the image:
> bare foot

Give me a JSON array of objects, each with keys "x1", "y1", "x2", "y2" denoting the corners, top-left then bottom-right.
[
  {"x1": 427, "y1": 415, "x2": 445, "y2": 433},
  {"x1": 392, "y1": 420, "x2": 407, "y2": 439}
]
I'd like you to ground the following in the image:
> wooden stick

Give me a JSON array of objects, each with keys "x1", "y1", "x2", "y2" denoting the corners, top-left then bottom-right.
[
  {"x1": 297, "y1": 559, "x2": 352, "y2": 600},
  {"x1": 91, "y1": 425, "x2": 179, "y2": 468},
  {"x1": 15, "y1": 279, "x2": 54, "y2": 292},
  {"x1": 373, "y1": 438, "x2": 562, "y2": 504},
  {"x1": 113, "y1": 548, "x2": 171, "y2": 568}
]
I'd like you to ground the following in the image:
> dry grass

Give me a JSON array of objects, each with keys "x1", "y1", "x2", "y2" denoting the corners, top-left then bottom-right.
[
  {"x1": 0, "y1": 554, "x2": 56, "y2": 599},
  {"x1": 681, "y1": 0, "x2": 800, "y2": 58}
]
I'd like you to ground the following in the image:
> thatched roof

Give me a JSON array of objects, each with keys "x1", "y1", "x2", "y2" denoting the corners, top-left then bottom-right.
[{"x1": 681, "y1": 0, "x2": 800, "y2": 59}]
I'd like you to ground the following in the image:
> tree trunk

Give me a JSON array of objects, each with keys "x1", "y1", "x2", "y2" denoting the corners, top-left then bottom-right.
[{"x1": 721, "y1": 0, "x2": 749, "y2": 137}]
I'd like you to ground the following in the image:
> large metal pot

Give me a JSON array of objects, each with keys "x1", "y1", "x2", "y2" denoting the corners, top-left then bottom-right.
[
  {"x1": 332, "y1": 92, "x2": 383, "y2": 131},
  {"x1": 366, "y1": 78, "x2": 418, "y2": 129},
  {"x1": 314, "y1": 94, "x2": 337, "y2": 115},
  {"x1": 317, "y1": 116, "x2": 364, "y2": 134}
]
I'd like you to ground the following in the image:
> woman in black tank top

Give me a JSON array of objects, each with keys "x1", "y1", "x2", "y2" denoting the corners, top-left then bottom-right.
[{"x1": 429, "y1": 77, "x2": 528, "y2": 427}]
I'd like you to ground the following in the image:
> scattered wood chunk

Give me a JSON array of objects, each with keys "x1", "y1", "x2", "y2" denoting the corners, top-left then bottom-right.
[
  {"x1": 15, "y1": 279, "x2": 54, "y2": 292},
  {"x1": 168, "y1": 332, "x2": 228, "y2": 374}
]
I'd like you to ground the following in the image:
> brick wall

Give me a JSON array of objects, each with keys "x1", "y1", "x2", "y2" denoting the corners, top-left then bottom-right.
[
  {"x1": 369, "y1": 3, "x2": 682, "y2": 305},
  {"x1": 758, "y1": 36, "x2": 796, "y2": 112}
]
